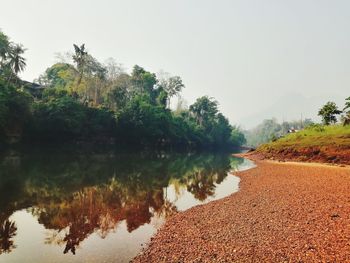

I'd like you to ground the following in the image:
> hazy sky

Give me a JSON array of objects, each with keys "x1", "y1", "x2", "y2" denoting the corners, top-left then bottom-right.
[{"x1": 2, "y1": 0, "x2": 350, "y2": 127}]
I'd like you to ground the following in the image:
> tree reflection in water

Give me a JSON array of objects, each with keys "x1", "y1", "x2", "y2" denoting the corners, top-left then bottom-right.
[
  {"x1": 0, "y1": 220, "x2": 17, "y2": 255},
  {"x1": 0, "y1": 149, "x2": 244, "y2": 255}
]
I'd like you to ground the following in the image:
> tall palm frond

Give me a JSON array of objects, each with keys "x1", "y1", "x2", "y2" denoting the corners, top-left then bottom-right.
[{"x1": 8, "y1": 44, "x2": 26, "y2": 75}]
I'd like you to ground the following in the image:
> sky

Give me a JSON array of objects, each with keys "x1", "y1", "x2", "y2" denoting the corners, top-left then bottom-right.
[{"x1": 1, "y1": 0, "x2": 350, "y2": 128}]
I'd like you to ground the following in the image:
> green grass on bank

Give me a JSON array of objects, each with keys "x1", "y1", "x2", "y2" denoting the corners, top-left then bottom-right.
[{"x1": 258, "y1": 125, "x2": 350, "y2": 151}]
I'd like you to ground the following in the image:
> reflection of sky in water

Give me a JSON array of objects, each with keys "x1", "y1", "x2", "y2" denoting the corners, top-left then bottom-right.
[
  {"x1": 0, "y1": 153, "x2": 255, "y2": 263},
  {"x1": 165, "y1": 159, "x2": 255, "y2": 212},
  {"x1": 166, "y1": 174, "x2": 240, "y2": 212},
  {"x1": 3, "y1": 211, "x2": 157, "y2": 263},
  {"x1": 232, "y1": 158, "x2": 256, "y2": 172}
]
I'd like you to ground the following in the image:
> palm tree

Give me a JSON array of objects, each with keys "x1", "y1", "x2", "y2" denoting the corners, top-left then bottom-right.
[
  {"x1": 8, "y1": 44, "x2": 26, "y2": 75},
  {"x1": 0, "y1": 31, "x2": 27, "y2": 84},
  {"x1": 5, "y1": 44, "x2": 26, "y2": 84},
  {"x1": 72, "y1": 44, "x2": 88, "y2": 86}
]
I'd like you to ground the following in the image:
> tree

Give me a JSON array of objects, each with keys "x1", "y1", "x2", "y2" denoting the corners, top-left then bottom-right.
[
  {"x1": 108, "y1": 85, "x2": 129, "y2": 111},
  {"x1": 72, "y1": 44, "x2": 88, "y2": 86},
  {"x1": 0, "y1": 80, "x2": 32, "y2": 142},
  {"x1": 243, "y1": 118, "x2": 282, "y2": 147},
  {"x1": 83, "y1": 56, "x2": 107, "y2": 105},
  {"x1": 115, "y1": 95, "x2": 172, "y2": 146},
  {"x1": 157, "y1": 72, "x2": 185, "y2": 107},
  {"x1": 155, "y1": 86, "x2": 168, "y2": 108},
  {"x1": 1, "y1": 30, "x2": 244, "y2": 150},
  {"x1": 131, "y1": 65, "x2": 157, "y2": 97},
  {"x1": 174, "y1": 95, "x2": 188, "y2": 115},
  {"x1": 0, "y1": 220, "x2": 17, "y2": 255},
  {"x1": 30, "y1": 96, "x2": 87, "y2": 141},
  {"x1": 344, "y1": 97, "x2": 350, "y2": 113},
  {"x1": 210, "y1": 113, "x2": 232, "y2": 146},
  {"x1": 342, "y1": 97, "x2": 350, "y2": 126},
  {"x1": 341, "y1": 113, "x2": 350, "y2": 126},
  {"x1": 71, "y1": 45, "x2": 112, "y2": 105},
  {"x1": 231, "y1": 126, "x2": 246, "y2": 147},
  {"x1": 8, "y1": 44, "x2": 26, "y2": 75},
  {"x1": 318, "y1": 101, "x2": 342, "y2": 125},
  {"x1": 189, "y1": 96, "x2": 218, "y2": 127},
  {"x1": 0, "y1": 30, "x2": 26, "y2": 83},
  {"x1": 165, "y1": 76, "x2": 184, "y2": 97},
  {"x1": 105, "y1": 73, "x2": 131, "y2": 110},
  {"x1": 0, "y1": 31, "x2": 10, "y2": 64},
  {"x1": 37, "y1": 63, "x2": 77, "y2": 89},
  {"x1": 0, "y1": 31, "x2": 11, "y2": 79},
  {"x1": 104, "y1": 58, "x2": 124, "y2": 82}
]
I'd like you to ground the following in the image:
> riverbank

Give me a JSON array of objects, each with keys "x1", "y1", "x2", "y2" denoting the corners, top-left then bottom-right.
[
  {"x1": 133, "y1": 157, "x2": 350, "y2": 262},
  {"x1": 253, "y1": 125, "x2": 350, "y2": 165}
]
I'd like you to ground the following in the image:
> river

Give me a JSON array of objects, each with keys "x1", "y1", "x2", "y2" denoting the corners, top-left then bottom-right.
[{"x1": 0, "y1": 148, "x2": 254, "y2": 263}]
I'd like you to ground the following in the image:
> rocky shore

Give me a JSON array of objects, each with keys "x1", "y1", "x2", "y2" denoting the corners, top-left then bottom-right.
[{"x1": 133, "y1": 157, "x2": 350, "y2": 262}]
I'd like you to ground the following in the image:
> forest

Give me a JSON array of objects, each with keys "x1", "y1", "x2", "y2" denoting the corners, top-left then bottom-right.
[{"x1": 0, "y1": 30, "x2": 246, "y2": 149}]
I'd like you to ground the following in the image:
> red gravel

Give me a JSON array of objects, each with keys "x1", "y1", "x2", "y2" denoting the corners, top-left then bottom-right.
[{"x1": 133, "y1": 159, "x2": 350, "y2": 262}]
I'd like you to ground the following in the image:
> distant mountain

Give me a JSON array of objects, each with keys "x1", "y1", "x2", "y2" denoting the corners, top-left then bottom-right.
[{"x1": 240, "y1": 93, "x2": 346, "y2": 129}]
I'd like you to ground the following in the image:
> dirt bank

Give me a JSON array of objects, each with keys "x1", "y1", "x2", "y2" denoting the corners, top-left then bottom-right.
[
  {"x1": 133, "y1": 158, "x2": 350, "y2": 262},
  {"x1": 252, "y1": 146, "x2": 350, "y2": 165}
]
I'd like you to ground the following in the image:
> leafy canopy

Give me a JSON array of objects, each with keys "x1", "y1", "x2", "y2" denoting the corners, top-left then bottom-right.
[{"x1": 318, "y1": 101, "x2": 342, "y2": 125}]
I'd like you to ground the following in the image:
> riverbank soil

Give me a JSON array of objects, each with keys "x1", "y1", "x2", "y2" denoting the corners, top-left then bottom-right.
[
  {"x1": 133, "y1": 160, "x2": 350, "y2": 262},
  {"x1": 253, "y1": 146, "x2": 350, "y2": 165}
]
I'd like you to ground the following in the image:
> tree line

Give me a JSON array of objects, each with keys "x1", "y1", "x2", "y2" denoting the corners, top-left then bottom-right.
[{"x1": 0, "y1": 30, "x2": 246, "y2": 149}]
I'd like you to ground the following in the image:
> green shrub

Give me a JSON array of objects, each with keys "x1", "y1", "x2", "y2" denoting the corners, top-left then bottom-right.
[{"x1": 305, "y1": 123, "x2": 325, "y2": 132}]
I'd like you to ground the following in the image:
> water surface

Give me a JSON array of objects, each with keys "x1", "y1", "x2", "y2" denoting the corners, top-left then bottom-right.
[{"x1": 0, "y1": 149, "x2": 254, "y2": 263}]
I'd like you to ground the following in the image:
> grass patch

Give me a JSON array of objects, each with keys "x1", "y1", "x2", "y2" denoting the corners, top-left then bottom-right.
[{"x1": 258, "y1": 125, "x2": 350, "y2": 151}]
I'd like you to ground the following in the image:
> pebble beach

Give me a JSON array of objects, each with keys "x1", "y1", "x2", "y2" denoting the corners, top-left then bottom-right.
[{"x1": 134, "y1": 158, "x2": 350, "y2": 262}]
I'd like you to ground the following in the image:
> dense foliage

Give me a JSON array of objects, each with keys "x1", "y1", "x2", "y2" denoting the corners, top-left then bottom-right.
[
  {"x1": 0, "y1": 80, "x2": 32, "y2": 143},
  {"x1": 0, "y1": 30, "x2": 245, "y2": 149}
]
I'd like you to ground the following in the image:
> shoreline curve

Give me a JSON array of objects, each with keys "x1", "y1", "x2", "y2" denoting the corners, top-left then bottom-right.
[{"x1": 133, "y1": 155, "x2": 350, "y2": 262}]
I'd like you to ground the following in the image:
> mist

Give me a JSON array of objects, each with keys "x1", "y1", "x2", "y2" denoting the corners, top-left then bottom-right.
[{"x1": 2, "y1": 0, "x2": 350, "y2": 127}]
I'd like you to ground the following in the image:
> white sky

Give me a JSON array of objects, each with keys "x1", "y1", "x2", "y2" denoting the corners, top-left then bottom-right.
[{"x1": 1, "y1": 0, "x2": 350, "y2": 127}]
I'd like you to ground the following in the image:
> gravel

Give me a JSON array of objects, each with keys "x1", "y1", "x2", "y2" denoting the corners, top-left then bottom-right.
[{"x1": 133, "y1": 159, "x2": 350, "y2": 262}]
